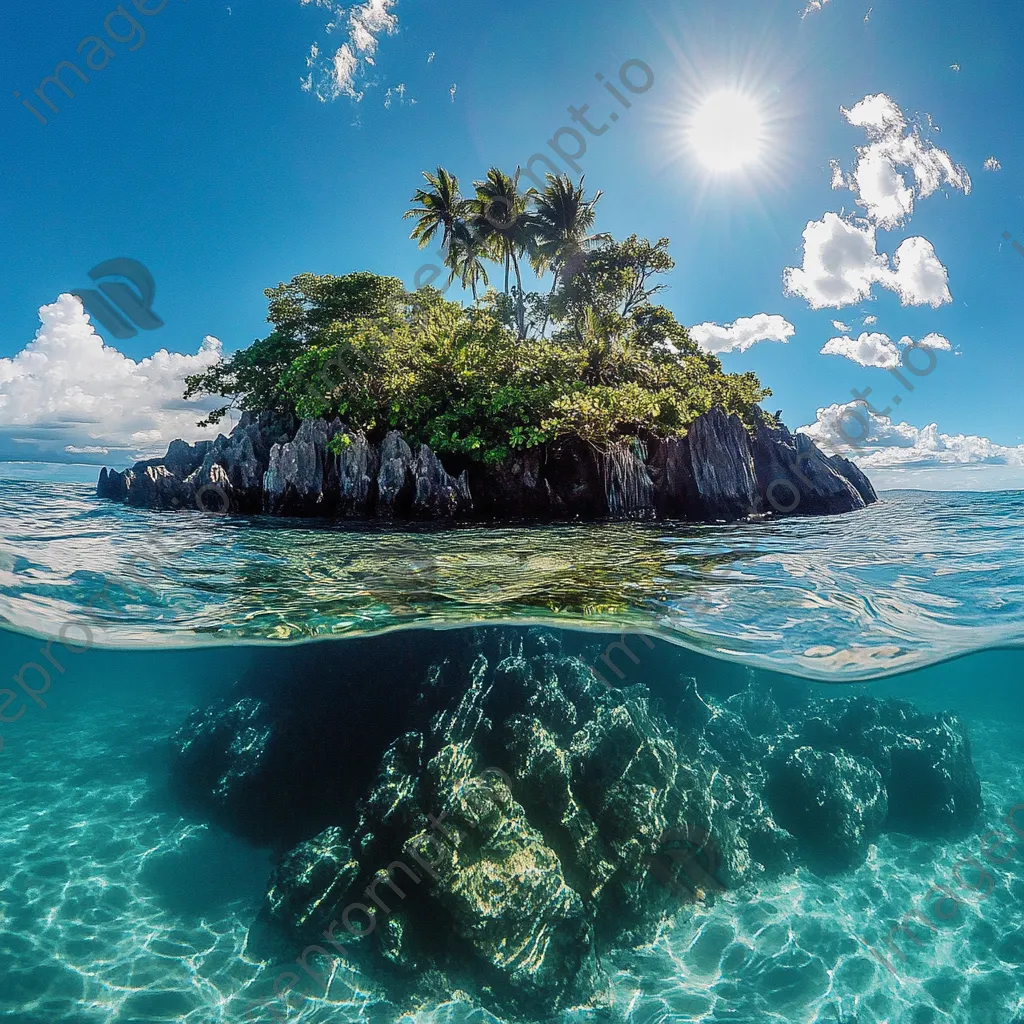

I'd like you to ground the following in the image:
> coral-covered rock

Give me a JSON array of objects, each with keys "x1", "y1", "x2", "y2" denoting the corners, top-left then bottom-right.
[
  {"x1": 166, "y1": 629, "x2": 981, "y2": 1017},
  {"x1": 823, "y1": 697, "x2": 983, "y2": 836}
]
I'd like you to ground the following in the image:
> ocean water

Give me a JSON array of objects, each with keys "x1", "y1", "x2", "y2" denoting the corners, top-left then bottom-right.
[{"x1": 0, "y1": 483, "x2": 1022, "y2": 1024}]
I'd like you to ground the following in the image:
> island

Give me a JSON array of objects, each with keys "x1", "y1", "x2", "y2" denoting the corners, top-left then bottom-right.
[{"x1": 97, "y1": 168, "x2": 876, "y2": 521}]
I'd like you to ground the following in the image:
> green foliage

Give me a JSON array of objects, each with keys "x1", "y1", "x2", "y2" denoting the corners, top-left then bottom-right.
[{"x1": 183, "y1": 172, "x2": 772, "y2": 461}]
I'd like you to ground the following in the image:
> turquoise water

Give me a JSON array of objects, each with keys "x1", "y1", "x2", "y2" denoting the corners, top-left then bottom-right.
[{"x1": 1, "y1": 484, "x2": 1022, "y2": 1023}]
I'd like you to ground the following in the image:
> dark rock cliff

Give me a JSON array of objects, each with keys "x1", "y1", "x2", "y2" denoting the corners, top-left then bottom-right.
[{"x1": 97, "y1": 406, "x2": 877, "y2": 522}]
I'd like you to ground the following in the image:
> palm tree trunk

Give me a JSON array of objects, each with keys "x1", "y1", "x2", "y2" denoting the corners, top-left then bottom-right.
[
  {"x1": 540, "y1": 269, "x2": 559, "y2": 338},
  {"x1": 504, "y1": 251, "x2": 510, "y2": 295},
  {"x1": 512, "y1": 253, "x2": 526, "y2": 339}
]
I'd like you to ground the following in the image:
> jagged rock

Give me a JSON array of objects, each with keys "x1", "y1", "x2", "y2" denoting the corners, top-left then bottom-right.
[
  {"x1": 647, "y1": 408, "x2": 760, "y2": 519},
  {"x1": 604, "y1": 439, "x2": 655, "y2": 517},
  {"x1": 752, "y1": 413, "x2": 866, "y2": 516},
  {"x1": 123, "y1": 465, "x2": 192, "y2": 510},
  {"x1": 163, "y1": 437, "x2": 212, "y2": 478},
  {"x1": 263, "y1": 418, "x2": 338, "y2": 516},
  {"x1": 684, "y1": 407, "x2": 762, "y2": 519},
  {"x1": 334, "y1": 429, "x2": 379, "y2": 516},
  {"x1": 468, "y1": 450, "x2": 550, "y2": 519},
  {"x1": 410, "y1": 445, "x2": 472, "y2": 518},
  {"x1": 376, "y1": 431, "x2": 415, "y2": 517},
  {"x1": 767, "y1": 746, "x2": 887, "y2": 870},
  {"x1": 544, "y1": 438, "x2": 607, "y2": 517},
  {"x1": 829, "y1": 453, "x2": 879, "y2": 505},
  {"x1": 96, "y1": 467, "x2": 126, "y2": 501},
  {"x1": 97, "y1": 407, "x2": 877, "y2": 523}
]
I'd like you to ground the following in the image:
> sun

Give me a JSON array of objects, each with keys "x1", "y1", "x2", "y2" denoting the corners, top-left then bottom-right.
[{"x1": 687, "y1": 90, "x2": 766, "y2": 172}]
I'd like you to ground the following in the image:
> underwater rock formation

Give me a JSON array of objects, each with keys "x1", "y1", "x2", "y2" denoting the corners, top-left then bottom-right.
[
  {"x1": 97, "y1": 406, "x2": 877, "y2": 522},
  {"x1": 169, "y1": 630, "x2": 982, "y2": 1017}
]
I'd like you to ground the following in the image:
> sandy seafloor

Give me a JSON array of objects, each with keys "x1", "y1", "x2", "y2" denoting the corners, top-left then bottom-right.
[{"x1": 0, "y1": 631, "x2": 1021, "y2": 1024}]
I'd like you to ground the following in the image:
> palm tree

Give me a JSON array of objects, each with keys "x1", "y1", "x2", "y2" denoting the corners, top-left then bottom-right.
[
  {"x1": 447, "y1": 221, "x2": 490, "y2": 300},
  {"x1": 469, "y1": 167, "x2": 535, "y2": 338},
  {"x1": 403, "y1": 166, "x2": 466, "y2": 255},
  {"x1": 530, "y1": 174, "x2": 606, "y2": 335}
]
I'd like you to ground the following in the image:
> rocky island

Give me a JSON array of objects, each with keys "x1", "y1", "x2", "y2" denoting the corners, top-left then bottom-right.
[
  {"x1": 96, "y1": 169, "x2": 876, "y2": 522},
  {"x1": 97, "y1": 404, "x2": 875, "y2": 521}
]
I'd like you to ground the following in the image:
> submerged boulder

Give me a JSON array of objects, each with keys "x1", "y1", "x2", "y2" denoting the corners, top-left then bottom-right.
[
  {"x1": 169, "y1": 629, "x2": 982, "y2": 1016},
  {"x1": 809, "y1": 697, "x2": 984, "y2": 836},
  {"x1": 767, "y1": 746, "x2": 887, "y2": 870}
]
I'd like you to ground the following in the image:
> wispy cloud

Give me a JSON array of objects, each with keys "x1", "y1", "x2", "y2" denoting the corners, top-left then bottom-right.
[
  {"x1": 300, "y1": 0, "x2": 399, "y2": 103},
  {"x1": 831, "y1": 94, "x2": 971, "y2": 230},
  {"x1": 820, "y1": 331, "x2": 951, "y2": 368},
  {"x1": 801, "y1": 0, "x2": 833, "y2": 17},
  {"x1": 800, "y1": 401, "x2": 1024, "y2": 488},
  {"x1": 984, "y1": 156, "x2": 1002, "y2": 172}
]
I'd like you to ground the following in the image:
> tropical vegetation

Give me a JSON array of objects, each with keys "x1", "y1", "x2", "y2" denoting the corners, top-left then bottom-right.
[{"x1": 183, "y1": 168, "x2": 770, "y2": 465}]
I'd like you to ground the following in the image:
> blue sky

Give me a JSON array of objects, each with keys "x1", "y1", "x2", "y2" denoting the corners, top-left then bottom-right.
[{"x1": 1, "y1": 0, "x2": 1021, "y2": 488}]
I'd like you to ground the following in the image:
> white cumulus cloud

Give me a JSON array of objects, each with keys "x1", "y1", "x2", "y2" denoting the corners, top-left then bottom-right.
[
  {"x1": 984, "y1": 156, "x2": 1002, "y2": 172},
  {"x1": 0, "y1": 295, "x2": 227, "y2": 463},
  {"x1": 821, "y1": 331, "x2": 901, "y2": 368},
  {"x1": 688, "y1": 314, "x2": 795, "y2": 354},
  {"x1": 831, "y1": 94, "x2": 971, "y2": 229},
  {"x1": 799, "y1": 401, "x2": 1024, "y2": 488},
  {"x1": 783, "y1": 212, "x2": 952, "y2": 309},
  {"x1": 820, "y1": 330, "x2": 952, "y2": 368}
]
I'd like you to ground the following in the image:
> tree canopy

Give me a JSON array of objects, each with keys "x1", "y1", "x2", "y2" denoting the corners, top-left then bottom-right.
[{"x1": 183, "y1": 170, "x2": 770, "y2": 464}]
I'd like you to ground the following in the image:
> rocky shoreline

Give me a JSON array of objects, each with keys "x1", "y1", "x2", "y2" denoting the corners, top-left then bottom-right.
[
  {"x1": 96, "y1": 406, "x2": 877, "y2": 521},
  {"x1": 169, "y1": 629, "x2": 982, "y2": 1018}
]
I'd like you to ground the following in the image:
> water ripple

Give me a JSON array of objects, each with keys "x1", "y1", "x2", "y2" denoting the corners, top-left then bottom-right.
[{"x1": 1, "y1": 483, "x2": 1022, "y2": 680}]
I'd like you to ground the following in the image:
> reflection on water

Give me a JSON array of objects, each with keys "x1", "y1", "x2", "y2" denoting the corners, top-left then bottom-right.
[
  {"x1": 1, "y1": 483, "x2": 1024, "y2": 679},
  {"x1": 1, "y1": 483, "x2": 1023, "y2": 679}
]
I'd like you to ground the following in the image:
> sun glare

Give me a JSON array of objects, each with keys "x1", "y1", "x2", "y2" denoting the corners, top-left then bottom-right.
[{"x1": 688, "y1": 90, "x2": 765, "y2": 172}]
